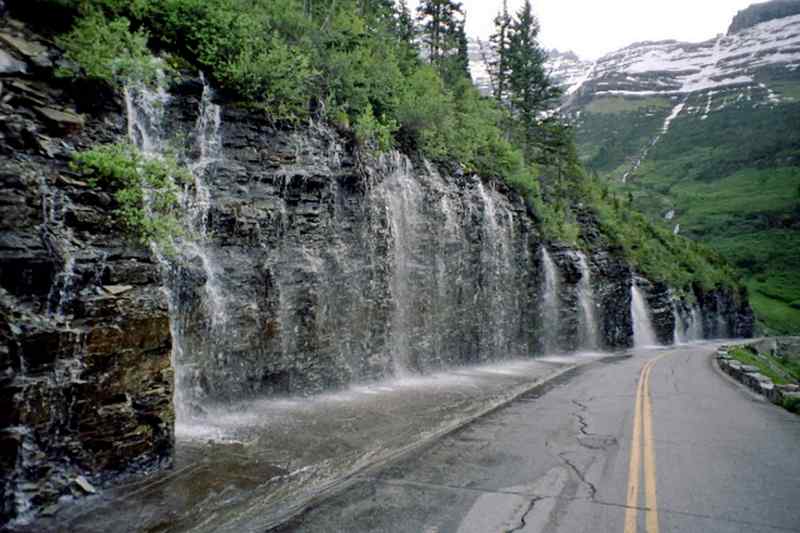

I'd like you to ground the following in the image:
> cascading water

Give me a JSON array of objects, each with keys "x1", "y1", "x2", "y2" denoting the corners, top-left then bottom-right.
[
  {"x1": 541, "y1": 248, "x2": 561, "y2": 353},
  {"x1": 576, "y1": 252, "x2": 600, "y2": 350},
  {"x1": 384, "y1": 152, "x2": 423, "y2": 376},
  {"x1": 689, "y1": 306, "x2": 703, "y2": 341},
  {"x1": 673, "y1": 306, "x2": 687, "y2": 344},
  {"x1": 40, "y1": 176, "x2": 78, "y2": 321},
  {"x1": 631, "y1": 283, "x2": 659, "y2": 347},
  {"x1": 477, "y1": 182, "x2": 515, "y2": 358},
  {"x1": 124, "y1": 74, "x2": 229, "y2": 419},
  {"x1": 187, "y1": 78, "x2": 229, "y2": 330}
]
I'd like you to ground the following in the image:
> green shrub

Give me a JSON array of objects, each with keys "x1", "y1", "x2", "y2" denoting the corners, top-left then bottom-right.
[
  {"x1": 57, "y1": 11, "x2": 158, "y2": 86},
  {"x1": 221, "y1": 37, "x2": 313, "y2": 120},
  {"x1": 72, "y1": 143, "x2": 191, "y2": 250},
  {"x1": 354, "y1": 103, "x2": 397, "y2": 152}
]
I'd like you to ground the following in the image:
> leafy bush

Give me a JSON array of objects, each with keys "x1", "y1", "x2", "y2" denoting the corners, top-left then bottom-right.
[
  {"x1": 221, "y1": 37, "x2": 313, "y2": 120},
  {"x1": 354, "y1": 103, "x2": 397, "y2": 152},
  {"x1": 72, "y1": 143, "x2": 191, "y2": 249},
  {"x1": 57, "y1": 11, "x2": 158, "y2": 86}
]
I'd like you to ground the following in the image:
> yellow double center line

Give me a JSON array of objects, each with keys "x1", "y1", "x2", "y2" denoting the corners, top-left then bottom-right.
[{"x1": 624, "y1": 354, "x2": 668, "y2": 533}]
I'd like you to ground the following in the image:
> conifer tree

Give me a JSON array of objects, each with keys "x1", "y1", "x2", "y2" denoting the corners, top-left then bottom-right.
[
  {"x1": 506, "y1": 0, "x2": 561, "y2": 160},
  {"x1": 396, "y1": 0, "x2": 416, "y2": 45},
  {"x1": 488, "y1": 0, "x2": 512, "y2": 103},
  {"x1": 443, "y1": 14, "x2": 470, "y2": 84},
  {"x1": 416, "y1": 0, "x2": 464, "y2": 66}
]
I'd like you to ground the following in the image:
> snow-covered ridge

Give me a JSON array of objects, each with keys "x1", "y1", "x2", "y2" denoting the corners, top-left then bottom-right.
[
  {"x1": 469, "y1": 12, "x2": 800, "y2": 100},
  {"x1": 468, "y1": 39, "x2": 594, "y2": 97},
  {"x1": 587, "y1": 13, "x2": 800, "y2": 96}
]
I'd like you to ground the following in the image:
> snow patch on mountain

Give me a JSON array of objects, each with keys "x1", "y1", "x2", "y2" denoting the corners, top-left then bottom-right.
[{"x1": 469, "y1": 13, "x2": 800, "y2": 102}]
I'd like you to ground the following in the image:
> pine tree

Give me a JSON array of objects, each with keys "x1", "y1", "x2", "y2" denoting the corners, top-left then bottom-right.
[
  {"x1": 396, "y1": 0, "x2": 416, "y2": 46},
  {"x1": 488, "y1": 0, "x2": 512, "y2": 103},
  {"x1": 506, "y1": 0, "x2": 561, "y2": 160},
  {"x1": 360, "y1": 0, "x2": 396, "y2": 25},
  {"x1": 444, "y1": 13, "x2": 470, "y2": 84},
  {"x1": 416, "y1": 0, "x2": 464, "y2": 66}
]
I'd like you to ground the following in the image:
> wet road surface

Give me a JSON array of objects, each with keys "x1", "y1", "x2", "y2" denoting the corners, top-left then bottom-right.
[{"x1": 277, "y1": 342, "x2": 800, "y2": 533}]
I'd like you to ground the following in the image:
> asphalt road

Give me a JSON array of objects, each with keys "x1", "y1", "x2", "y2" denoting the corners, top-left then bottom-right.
[{"x1": 275, "y1": 343, "x2": 800, "y2": 533}]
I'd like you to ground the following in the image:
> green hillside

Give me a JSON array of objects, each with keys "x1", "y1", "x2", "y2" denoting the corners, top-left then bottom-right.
[{"x1": 577, "y1": 83, "x2": 800, "y2": 334}]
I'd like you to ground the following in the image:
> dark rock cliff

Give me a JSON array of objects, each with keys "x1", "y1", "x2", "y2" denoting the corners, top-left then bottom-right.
[
  {"x1": 0, "y1": 16, "x2": 754, "y2": 527},
  {"x1": 0, "y1": 19, "x2": 172, "y2": 526},
  {"x1": 728, "y1": 0, "x2": 800, "y2": 34}
]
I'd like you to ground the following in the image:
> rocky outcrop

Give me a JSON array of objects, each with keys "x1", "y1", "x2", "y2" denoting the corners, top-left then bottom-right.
[
  {"x1": 728, "y1": 0, "x2": 800, "y2": 34},
  {"x1": 0, "y1": 20, "x2": 173, "y2": 527}
]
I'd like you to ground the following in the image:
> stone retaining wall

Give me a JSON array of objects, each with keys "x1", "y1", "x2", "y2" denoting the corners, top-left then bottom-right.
[{"x1": 716, "y1": 342, "x2": 800, "y2": 411}]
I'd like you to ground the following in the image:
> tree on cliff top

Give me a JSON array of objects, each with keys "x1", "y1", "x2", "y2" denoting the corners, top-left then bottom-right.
[{"x1": 506, "y1": 0, "x2": 562, "y2": 161}]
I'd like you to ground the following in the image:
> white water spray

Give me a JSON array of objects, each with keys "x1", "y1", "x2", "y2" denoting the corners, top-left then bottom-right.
[
  {"x1": 631, "y1": 284, "x2": 658, "y2": 347},
  {"x1": 541, "y1": 248, "x2": 561, "y2": 353},
  {"x1": 576, "y1": 253, "x2": 600, "y2": 350}
]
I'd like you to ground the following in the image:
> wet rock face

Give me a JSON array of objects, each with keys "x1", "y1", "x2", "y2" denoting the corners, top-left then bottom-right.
[
  {"x1": 728, "y1": 0, "x2": 800, "y2": 34},
  {"x1": 0, "y1": 20, "x2": 173, "y2": 526},
  {"x1": 639, "y1": 280, "x2": 677, "y2": 345},
  {"x1": 590, "y1": 251, "x2": 634, "y2": 349},
  {"x1": 695, "y1": 286, "x2": 754, "y2": 339},
  {"x1": 167, "y1": 95, "x2": 547, "y2": 399}
]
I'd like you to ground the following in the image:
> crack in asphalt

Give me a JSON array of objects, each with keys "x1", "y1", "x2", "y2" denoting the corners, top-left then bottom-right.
[
  {"x1": 570, "y1": 399, "x2": 617, "y2": 449},
  {"x1": 506, "y1": 496, "x2": 541, "y2": 533},
  {"x1": 558, "y1": 452, "x2": 598, "y2": 500}
]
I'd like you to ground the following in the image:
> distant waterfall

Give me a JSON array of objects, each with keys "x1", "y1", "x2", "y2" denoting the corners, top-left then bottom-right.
[
  {"x1": 673, "y1": 306, "x2": 686, "y2": 344},
  {"x1": 689, "y1": 306, "x2": 703, "y2": 341},
  {"x1": 631, "y1": 284, "x2": 658, "y2": 347},
  {"x1": 577, "y1": 253, "x2": 600, "y2": 350},
  {"x1": 541, "y1": 248, "x2": 561, "y2": 352}
]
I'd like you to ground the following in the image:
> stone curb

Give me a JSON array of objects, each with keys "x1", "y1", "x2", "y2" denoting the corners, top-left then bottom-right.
[{"x1": 716, "y1": 345, "x2": 800, "y2": 410}]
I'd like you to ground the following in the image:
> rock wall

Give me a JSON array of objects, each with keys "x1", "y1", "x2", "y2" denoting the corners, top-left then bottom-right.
[
  {"x1": 169, "y1": 91, "x2": 547, "y2": 401},
  {"x1": 0, "y1": 20, "x2": 173, "y2": 526},
  {"x1": 728, "y1": 0, "x2": 800, "y2": 34}
]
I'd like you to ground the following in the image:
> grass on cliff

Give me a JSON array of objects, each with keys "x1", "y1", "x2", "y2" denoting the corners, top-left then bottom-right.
[
  {"x1": 71, "y1": 143, "x2": 191, "y2": 250},
  {"x1": 728, "y1": 345, "x2": 800, "y2": 385}
]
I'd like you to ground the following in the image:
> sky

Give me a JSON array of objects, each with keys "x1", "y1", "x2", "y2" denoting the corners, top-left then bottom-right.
[{"x1": 407, "y1": 0, "x2": 758, "y2": 59}]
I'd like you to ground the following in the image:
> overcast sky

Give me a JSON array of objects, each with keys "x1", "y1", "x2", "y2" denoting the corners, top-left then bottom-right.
[{"x1": 407, "y1": 0, "x2": 758, "y2": 59}]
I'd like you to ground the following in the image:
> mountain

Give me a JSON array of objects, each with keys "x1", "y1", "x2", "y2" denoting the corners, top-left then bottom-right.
[
  {"x1": 468, "y1": 39, "x2": 594, "y2": 97},
  {"x1": 469, "y1": 2, "x2": 800, "y2": 334}
]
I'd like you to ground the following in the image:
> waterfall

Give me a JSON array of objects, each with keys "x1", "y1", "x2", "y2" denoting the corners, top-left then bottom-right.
[
  {"x1": 187, "y1": 78, "x2": 228, "y2": 330},
  {"x1": 40, "y1": 174, "x2": 78, "y2": 321},
  {"x1": 124, "y1": 74, "x2": 228, "y2": 418},
  {"x1": 673, "y1": 305, "x2": 687, "y2": 344},
  {"x1": 47, "y1": 255, "x2": 76, "y2": 319},
  {"x1": 384, "y1": 152, "x2": 422, "y2": 376},
  {"x1": 689, "y1": 305, "x2": 703, "y2": 341},
  {"x1": 477, "y1": 182, "x2": 514, "y2": 358},
  {"x1": 541, "y1": 248, "x2": 561, "y2": 353},
  {"x1": 631, "y1": 284, "x2": 658, "y2": 347},
  {"x1": 576, "y1": 252, "x2": 600, "y2": 351}
]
